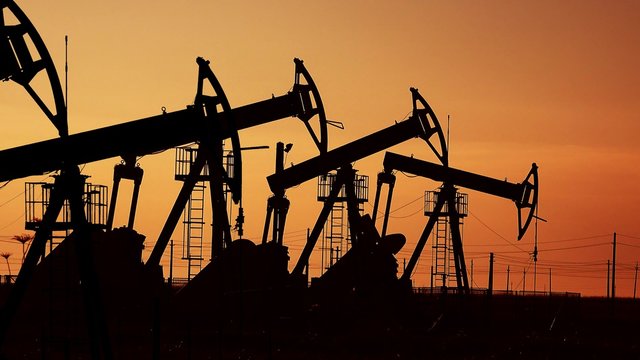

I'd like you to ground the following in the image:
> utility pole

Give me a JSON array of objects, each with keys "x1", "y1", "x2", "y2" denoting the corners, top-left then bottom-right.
[
  {"x1": 634, "y1": 261, "x2": 638, "y2": 300},
  {"x1": 488, "y1": 253, "x2": 494, "y2": 296},
  {"x1": 606, "y1": 260, "x2": 610, "y2": 299},
  {"x1": 612, "y1": 232, "x2": 617, "y2": 299},
  {"x1": 470, "y1": 259, "x2": 474, "y2": 290},
  {"x1": 531, "y1": 211, "x2": 545, "y2": 296},
  {"x1": 430, "y1": 265, "x2": 433, "y2": 293},
  {"x1": 533, "y1": 260, "x2": 537, "y2": 295},
  {"x1": 506, "y1": 265, "x2": 510, "y2": 294}
]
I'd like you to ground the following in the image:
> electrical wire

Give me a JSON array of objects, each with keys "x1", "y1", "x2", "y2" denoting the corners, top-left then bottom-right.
[
  {"x1": 618, "y1": 242, "x2": 640, "y2": 249},
  {"x1": 0, "y1": 192, "x2": 23, "y2": 208},
  {"x1": 468, "y1": 210, "x2": 529, "y2": 254},
  {"x1": 389, "y1": 208, "x2": 424, "y2": 219},
  {"x1": 618, "y1": 233, "x2": 640, "y2": 240}
]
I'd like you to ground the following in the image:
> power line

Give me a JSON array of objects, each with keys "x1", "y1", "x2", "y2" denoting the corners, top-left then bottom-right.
[
  {"x1": 468, "y1": 210, "x2": 528, "y2": 254},
  {"x1": 365, "y1": 194, "x2": 423, "y2": 216},
  {"x1": 538, "y1": 242, "x2": 610, "y2": 252},
  {"x1": 618, "y1": 242, "x2": 640, "y2": 249},
  {"x1": 618, "y1": 233, "x2": 640, "y2": 240},
  {"x1": 538, "y1": 233, "x2": 612, "y2": 244},
  {"x1": 0, "y1": 191, "x2": 23, "y2": 208}
]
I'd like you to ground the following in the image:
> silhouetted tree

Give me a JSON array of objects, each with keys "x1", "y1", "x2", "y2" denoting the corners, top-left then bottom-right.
[{"x1": 12, "y1": 233, "x2": 33, "y2": 265}]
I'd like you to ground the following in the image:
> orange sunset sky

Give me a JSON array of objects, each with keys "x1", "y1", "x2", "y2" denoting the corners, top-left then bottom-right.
[{"x1": 1, "y1": 0, "x2": 639, "y2": 297}]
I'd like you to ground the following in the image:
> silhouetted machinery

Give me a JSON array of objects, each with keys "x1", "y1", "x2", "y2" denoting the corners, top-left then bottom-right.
[
  {"x1": 1, "y1": 1, "x2": 542, "y2": 357},
  {"x1": 265, "y1": 88, "x2": 449, "y2": 296},
  {"x1": 1, "y1": 1, "x2": 330, "y2": 355},
  {"x1": 265, "y1": 89, "x2": 538, "y2": 297},
  {"x1": 375, "y1": 152, "x2": 538, "y2": 292}
]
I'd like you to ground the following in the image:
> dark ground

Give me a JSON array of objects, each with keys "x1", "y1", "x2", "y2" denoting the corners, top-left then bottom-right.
[
  {"x1": 0, "y1": 231, "x2": 638, "y2": 359},
  {"x1": 1, "y1": 283, "x2": 639, "y2": 360}
]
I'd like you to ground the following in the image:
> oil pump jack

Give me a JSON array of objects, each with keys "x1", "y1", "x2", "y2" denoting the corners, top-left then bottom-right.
[
  {"x1": 0, "y1": 1, "x2": 330, "y2": 354},
  {"x1": 375, "y1": 151, "x2": 538, "y2": 292},
  {"x1": 264, "y1": 88, "x2": 449, "y2": 295}
]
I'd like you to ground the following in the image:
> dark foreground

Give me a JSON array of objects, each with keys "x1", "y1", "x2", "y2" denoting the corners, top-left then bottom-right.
[
  {"x1": 2, "y1": 285, "x2": 639, "y2": 359},
  {"x1": 0, "y1": 231, "x2": 638, "y2": 359}
]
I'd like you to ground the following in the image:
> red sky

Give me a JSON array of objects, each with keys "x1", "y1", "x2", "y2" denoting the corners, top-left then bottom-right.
[{"x1": 1, "y1": 0, "x2": 639, "y2": 297}]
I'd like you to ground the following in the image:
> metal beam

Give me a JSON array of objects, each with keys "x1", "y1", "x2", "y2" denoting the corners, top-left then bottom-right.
[
  {"x1": 267, "y1": 115, "x2": 434, "y2": 193},
  {"x1": 383, "y1": 151, "x2": 526, "y2": 202},
  {"x1": 0, "y1": 93, "x2": 298, "y2": 182}
]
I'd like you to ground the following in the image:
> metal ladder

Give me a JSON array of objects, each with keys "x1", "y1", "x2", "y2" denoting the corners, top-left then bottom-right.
[
  {"x1": 324, "y1": 202, "x2": 344, "y2": 271},
  {"x1": 433, "y1": 217, "x2": 449, "y2": 287},
  {"x1": 182, "y1": 182, "x2": 206, "y2": 281}
]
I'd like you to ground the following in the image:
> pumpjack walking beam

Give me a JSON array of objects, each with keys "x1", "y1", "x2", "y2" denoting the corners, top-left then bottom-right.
[
  {"x1": 379, "y1": 151, "x2": 538, "y2": 285},
  {"x1": 0, "y1": 56, "x2": 328, "y2": 263},
  {"x1": 265, "y1": 88, "x2": 449, "y2": 277},
  {"x1": 0, "y1": 59, "x2": 327, "y2": 182}
]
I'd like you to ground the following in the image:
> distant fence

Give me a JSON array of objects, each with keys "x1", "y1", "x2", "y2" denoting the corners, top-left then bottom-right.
[
  {"x1": 413, "y1": 286, "x2": 581, "y2": 298},
  {"x1": 0, "y1": 275, "x2": 581, "y2": 299}
]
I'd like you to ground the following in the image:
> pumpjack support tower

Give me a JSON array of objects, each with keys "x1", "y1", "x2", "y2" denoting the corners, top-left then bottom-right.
[
  {"x1": 424, "y1": 187, "x2": 468, "y2": 289},
  {"x1": 317, "y1": 171, "x2": 369, "y2": 274}
]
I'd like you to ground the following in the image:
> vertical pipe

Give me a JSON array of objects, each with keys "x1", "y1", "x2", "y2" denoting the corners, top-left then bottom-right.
[
  {"x1": 506, "y1": 266, "x2": 510, "y2": 294},
  {"x1": 523, "y1": 268, "x2": 526, "y2": 294},
  {"x1": 106, "y1": 176, "x2": 120, "y2": 230},
  {"x1": 371, "y1": 175, "x2": 383, "y2": 225},
  {"x1": 128, "y1": 178, "x2": 142, "y2": 229},
  {"x1": 261, "y1": 203, "x2": 273, "y2": 245},
  {"x1": 272, "y1": 143, "x2": 284, "y2": 245},
  {"x1": 380, "y1": 181, "x2": 394, "y2": 237},
  {"x1": 549, "y1": 268, "x2": 552, "y2": 296}
]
